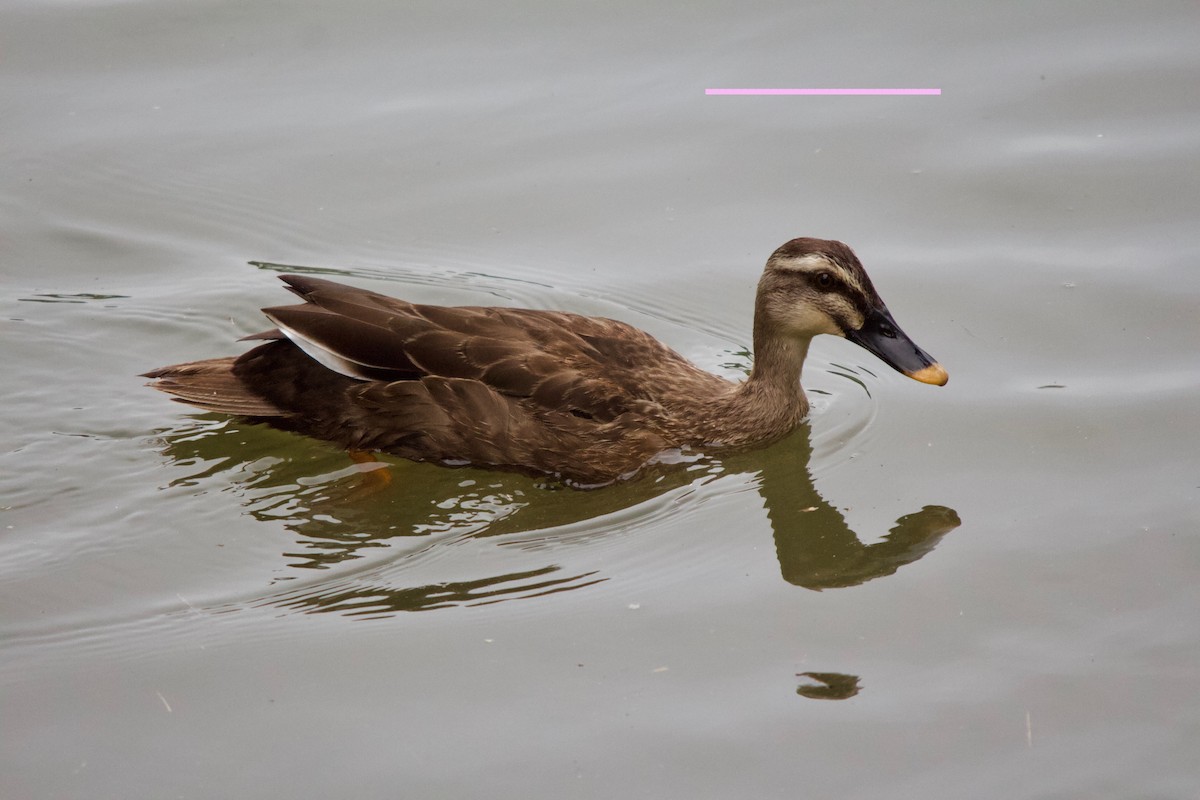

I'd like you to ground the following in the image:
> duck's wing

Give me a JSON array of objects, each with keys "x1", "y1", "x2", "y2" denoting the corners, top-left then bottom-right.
[
  {"x1": 255, "y1": 275, "x2": 434, "y2": 381},
  {"x1": 262, "y1": 274, "x2": 719, "y2": 422}
]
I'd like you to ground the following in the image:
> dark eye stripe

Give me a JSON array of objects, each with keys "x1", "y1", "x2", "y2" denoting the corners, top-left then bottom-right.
[{"x1": 804, "y1": 269, "x2": 874, "y2": 322}]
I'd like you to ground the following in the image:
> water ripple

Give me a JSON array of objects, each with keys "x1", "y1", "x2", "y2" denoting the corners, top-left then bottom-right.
[{"x1": 4, "y1": 258, "x2": 917, "y2": 653}]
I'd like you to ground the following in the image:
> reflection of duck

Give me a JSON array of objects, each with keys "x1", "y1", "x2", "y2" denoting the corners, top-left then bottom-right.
[
  {"x1": 154, "y1": 419, "x2": 959, "y2": 614},
  {"x1": 732, "y1": 426, "x2": 962, "y2": 590},
  {"x1": 145, "y1": 237, "x2": 946, "y2": 486}
]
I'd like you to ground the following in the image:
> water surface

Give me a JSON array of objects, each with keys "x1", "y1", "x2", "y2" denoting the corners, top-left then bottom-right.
[{"x1": 3, "y1": 1, "x2": 1198, "y2": 798}]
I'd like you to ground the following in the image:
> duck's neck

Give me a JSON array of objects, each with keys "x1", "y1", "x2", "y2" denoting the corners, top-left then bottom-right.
[{"x1": 712, "y1": 326, "x2": 811, "y2": 446}]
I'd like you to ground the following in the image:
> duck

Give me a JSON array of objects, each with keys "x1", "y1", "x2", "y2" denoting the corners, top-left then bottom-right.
[{"x1": 144, "y1": 237, "x2": 947, "y2": 486}]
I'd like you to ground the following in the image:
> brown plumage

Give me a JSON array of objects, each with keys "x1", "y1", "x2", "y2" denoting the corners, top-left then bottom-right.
[{"x1": 144, "y1": 237, "x2": 947, "y2": 486}]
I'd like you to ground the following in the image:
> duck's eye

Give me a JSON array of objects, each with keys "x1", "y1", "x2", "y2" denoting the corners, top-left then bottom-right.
[{"x1": 815, "y1": 272, "x2": 834, "y2": 289}]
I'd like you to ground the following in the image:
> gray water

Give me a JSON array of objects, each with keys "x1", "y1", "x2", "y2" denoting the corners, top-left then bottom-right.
[{"x1": 3, "y1": 1, "x2": 1199, "y2": 798}]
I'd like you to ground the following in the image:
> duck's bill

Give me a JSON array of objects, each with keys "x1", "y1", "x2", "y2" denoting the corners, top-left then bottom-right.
[{"x1": 844, "y1": 306, "x2": 948, "y2": 386}]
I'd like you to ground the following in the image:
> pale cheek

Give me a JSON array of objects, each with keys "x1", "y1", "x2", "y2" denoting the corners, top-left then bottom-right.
[{"x1": 784, "y1": 305, "x2": 842, "y2": 336}]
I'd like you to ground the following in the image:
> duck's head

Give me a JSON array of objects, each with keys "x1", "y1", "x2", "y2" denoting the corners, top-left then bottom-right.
[{"x1": 757, "y1": 237, "x2": 948, "y2": 386}]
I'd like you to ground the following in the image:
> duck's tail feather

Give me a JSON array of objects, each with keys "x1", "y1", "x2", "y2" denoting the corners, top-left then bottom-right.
[{"x1": 142, "y1": 358, "x2": 285, "y2": 417}]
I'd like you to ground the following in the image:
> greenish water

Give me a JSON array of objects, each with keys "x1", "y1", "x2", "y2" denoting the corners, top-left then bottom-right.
[{"x1": 3, "y1": 1, "x2": 1198, "y2": 798}]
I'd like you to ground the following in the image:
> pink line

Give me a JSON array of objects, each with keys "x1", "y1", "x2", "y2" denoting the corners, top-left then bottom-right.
[{"x1": 705, "y1": 88, "x2": 941, "y2": 96}]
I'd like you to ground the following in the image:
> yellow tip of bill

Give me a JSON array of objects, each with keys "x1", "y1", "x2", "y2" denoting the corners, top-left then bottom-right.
[{"x1": 908, "y1": 363, "x2": 949, "y2": 386}]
